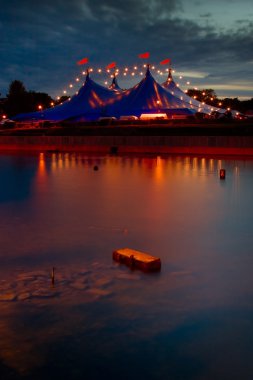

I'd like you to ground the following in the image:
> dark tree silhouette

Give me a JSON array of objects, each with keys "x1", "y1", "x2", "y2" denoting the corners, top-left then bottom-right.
[{"x1": 4, "y1": 80, "x2": 53, "y2": 117}]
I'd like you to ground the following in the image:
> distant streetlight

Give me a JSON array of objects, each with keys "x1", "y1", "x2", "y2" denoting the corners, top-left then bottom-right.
[{"x1": 38, "y1": 105, "x2": 43, "y2": 110}]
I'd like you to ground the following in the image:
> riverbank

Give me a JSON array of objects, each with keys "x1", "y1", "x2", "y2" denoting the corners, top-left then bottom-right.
[{"x1": 1, "y1": 120, "x2": 253, "y2": 156}]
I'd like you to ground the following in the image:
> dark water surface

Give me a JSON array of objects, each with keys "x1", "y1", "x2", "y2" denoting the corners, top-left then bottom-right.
[{"x1": 0, "y1": 152, "x2": 253, "y2": 380}]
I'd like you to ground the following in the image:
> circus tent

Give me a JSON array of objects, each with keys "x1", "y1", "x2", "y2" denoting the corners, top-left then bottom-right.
[
  {"x1": 14, "y1": 66, "x2": 196, "y2": 122},
  {"x1": 106, "y1": 66, "x2": 196, "y2": 118},
  {"x1": 14, "y1": 71, "x2": 120, "y2": 122}
]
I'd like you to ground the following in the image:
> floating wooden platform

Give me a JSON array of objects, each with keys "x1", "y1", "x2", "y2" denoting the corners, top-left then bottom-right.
[{"x1": 113, "y1": 248, "x2": 161, "y2": 272}]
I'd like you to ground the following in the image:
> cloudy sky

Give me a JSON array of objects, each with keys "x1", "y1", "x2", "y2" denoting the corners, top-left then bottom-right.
[{"x1": 1, "y1": 0, "x2": 253, "y2": 99}]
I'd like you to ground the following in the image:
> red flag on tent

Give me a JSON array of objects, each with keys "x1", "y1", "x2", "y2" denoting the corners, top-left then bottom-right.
[
  {"x1": 138, "y1": 52, "x2": 150, "y2": 59},
  {"x1": 160, "y1": 58, "x2": 171, "y2": 65},
  {"x1": 77, "y1": 57, "x2": 89, "y2": 65},
  {"x1": 106, "y1": 62, "x2": 116, "y2": 69}
]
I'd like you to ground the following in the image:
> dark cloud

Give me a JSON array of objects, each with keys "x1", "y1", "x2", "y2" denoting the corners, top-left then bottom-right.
[{"x1": 0, "y1": 0, "x2": 252, "y2": 98}]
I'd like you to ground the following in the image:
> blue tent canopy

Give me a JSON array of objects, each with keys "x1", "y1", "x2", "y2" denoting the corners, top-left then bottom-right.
[
  {"x1": 15, "y1": 67, "x2": 196, "y2": 122},
  {"x1": 14, "y1": 71, "x2": 120, "y2": 122},
  {"x1": 106, "y1": 66, "x2": 196, "y2": 118}
]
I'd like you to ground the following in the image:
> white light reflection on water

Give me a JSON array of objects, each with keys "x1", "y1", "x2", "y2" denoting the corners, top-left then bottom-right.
[{"x1": 0, "y1": 152, "x2": 253, "y2": 379}]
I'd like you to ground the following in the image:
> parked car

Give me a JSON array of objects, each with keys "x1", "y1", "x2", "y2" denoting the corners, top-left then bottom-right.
[{"x1": 0, "y1": 119, "x2": 15, "y2": 128}]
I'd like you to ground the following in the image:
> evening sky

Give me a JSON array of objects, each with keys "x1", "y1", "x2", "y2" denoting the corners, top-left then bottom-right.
[{"x1": 0, "y1": 0, "x2": 253, "y2": 99}]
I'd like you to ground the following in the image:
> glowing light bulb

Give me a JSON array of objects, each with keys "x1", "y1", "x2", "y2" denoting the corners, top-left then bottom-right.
[
  {"x1": 63, "y1": 90, "x2": 67, "y2": 94},
  {"x1": 98, "y1": 69, "x2": 102, "y2": 73},
  {"x1": 186, "y1": 81, "x2": 190, "y2": 85},
  {"x1": 76, "y1": 78, "x2": 80, "y2": 82},
  {"x1": 134, "y1": 66, "x2": 137, "y2": 70},
  {"x1": 69, "y1": 84, "x2": 73, "y2": 88}
]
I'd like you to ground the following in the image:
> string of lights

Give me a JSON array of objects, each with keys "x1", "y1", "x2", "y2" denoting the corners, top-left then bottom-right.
[{"x1": 56, "y1": 63, "x2": 192, "y2": 100}]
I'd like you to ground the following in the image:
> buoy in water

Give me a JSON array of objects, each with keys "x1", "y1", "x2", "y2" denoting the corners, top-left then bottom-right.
[{"x1": 220, "y1": 169, "x2": 226, "y2": 179}]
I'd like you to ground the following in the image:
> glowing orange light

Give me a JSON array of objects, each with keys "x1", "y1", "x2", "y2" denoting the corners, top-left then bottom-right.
[
  {"x1": 2, "y1": 115, "x2": 7, "y2": 119},
  {"x1": 50, "y1": 102, "x2": 54, "y2": 106},
  {"x1": 38, "y1": 105, "x2": 43, "y2": 110}
]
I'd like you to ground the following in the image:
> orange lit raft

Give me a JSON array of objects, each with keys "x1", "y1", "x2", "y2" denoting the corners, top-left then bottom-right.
[{"x1": 113, "y1": 248, "x2": 161, "y2": 272}]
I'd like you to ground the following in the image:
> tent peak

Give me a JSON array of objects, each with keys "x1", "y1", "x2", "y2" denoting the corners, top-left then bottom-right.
[
  {"x1": 166, "y1": 67, "x2": 173, "y2": 82},
  {"x1": 145, "y1": 64, "x2": 151, "y2": 77},
  {"x1": 109, "y1": 73, "x2": 121, "y2": 90}
]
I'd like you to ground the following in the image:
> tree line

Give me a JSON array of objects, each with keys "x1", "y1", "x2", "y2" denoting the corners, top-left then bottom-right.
[
  {"x1": 1, "y1": 80, "x2": 253, "y2": 118},
  {"x1": 0, "y1": 80, "x2": 69, "y2": 118}
]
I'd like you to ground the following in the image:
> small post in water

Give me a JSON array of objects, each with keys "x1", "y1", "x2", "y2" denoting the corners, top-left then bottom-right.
[{"x1": 51, "y1": 267, "x2": 55, "y2": 286}]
